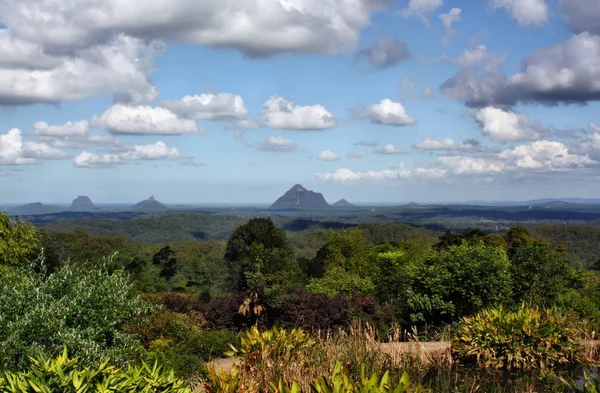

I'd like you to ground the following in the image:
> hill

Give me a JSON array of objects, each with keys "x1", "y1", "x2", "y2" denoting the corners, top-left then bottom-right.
[
  {"x1": 71, "y1": 196, "x2": 98, "y2": 211},
  {"x1": 332, "y1": 199, "x2": 355, "y2": 208},
  {"x1": 270, "y1": 184, "x2": 330, "y2": 209},
  {"x1": 133, "y1": 196, "x2": 167, "y2": 212},
  {"x1": 9, "y1": 203, "x2": 63, "y2": 216}
]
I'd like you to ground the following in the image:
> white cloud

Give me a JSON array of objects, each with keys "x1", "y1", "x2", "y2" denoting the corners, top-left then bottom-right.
[
  {"x1": 260, "y1": 96, "x2": 335, "y2": 130},
  {"x1": 374, "y1": 144, "x2": 408, "y2": 155},
  {"x1": 34, "y1": 120, "x2": 89, "y2": 137},
  {"x1": 414, "y1": 137, "x2": 485, "y2": 151},
  {"x1": 161, "y1": 93, "x2": 251, "y2": 123},
  {"x1": 361, "y1": 99, "x2": 417, "y2": 126},
  {"x1": 439, "y1": 7, "x2": 461, "y2": 41},
  {"x1": 317, "y1": 150, "x2": 340, "y2": 161},
  {"x1": 401, "y1": 0, "x2": 444, "y2": 25},
  {"x1": 591, "y1": 122, "x2": 600, "y2": 132},
  {"x1": 1, "y1": 0, "x2": 385, "y2": 57},
  {"x1": 438, "y1": 156, "x2": 504, "y2": 175},
  {"x1": 73, "y1": 151, "x2": 120, "y2": 168},
  {"x1": 347, "y1": 151, "x2": 362, "y2": 158},
  {"x1": 446, "y1": 45, "x2": 506, "y2": 71},
  {"x1": 0, "y1": 129, "x2": 37, "y2": 165},
  {"x1": 316, "y1": 164, "x2": 446, "y2": 182},
  {"x1": 493, "y1": 0, "x2": 549, "y2": 27},
  {"x1": 22, "y1": 142, "x2": 68, "y2": 159},
  {"x1": 257, "y1": 136, "x2": 298, "y2": 152},
  {"x1": 93, "y1": 104, "x2": 202, "y2": 135},
  {"x1": 0, "y1": 35, "x2": 159, "y2": 106},
  {"x1": 120, "y1": 141, "x2": 180, "y2": 160},
  {"x1": 474, "y1": 107, "x2": 544, "y2": 141},
  {"x1": 499, "y1": 140, "x2": 595, "y2": 170}
]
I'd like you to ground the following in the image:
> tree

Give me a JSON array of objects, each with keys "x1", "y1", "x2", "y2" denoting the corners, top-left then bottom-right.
[
  {"x1": 408, "y1": 242, "x2": 512, "y2": 324},
  {"x1": 0, "y1": 213, "x2": 40, "y2": 266},
  {"x1": 152, "y1": 246, "x2": 178, "y2": 291},
  {"x1": 510, "y1": 241, "x2": 571, "y2": 306},
  {"x1": 224, "y1": 218, "x2": 298, "y2": 292}
]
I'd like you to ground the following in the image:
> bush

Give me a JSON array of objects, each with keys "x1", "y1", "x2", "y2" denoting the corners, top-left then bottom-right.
[
  {"x1": 0, "y1": 348, "x2": 191, "y2": 393},
  {"x1": 125, "y1": 309, "x2": 238, "y2": 379},
  {"x1": 452, "y1": 305, "x2": 583, "y2": 370},
  {"x1": 0, "y1": 259, "x2": 150, "y2": 371},
  {"x1": 140, "y1": 292, "x2": 200, "y2": 313},
  {"x1": 200, "y1": 294, "x2": 256, "y2": 331}
]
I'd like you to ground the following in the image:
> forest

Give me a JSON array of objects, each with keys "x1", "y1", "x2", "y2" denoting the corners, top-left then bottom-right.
[{"x1": 1, "y1": 211, "x2": 600, "y2": 392}]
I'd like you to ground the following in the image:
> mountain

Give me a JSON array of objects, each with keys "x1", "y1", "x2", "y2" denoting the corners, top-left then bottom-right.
[
  {"x1": 70, "y1": 196, "x2": 98, "y2": 211},
  {"x1": 270, "y1": 184, "x2": 330, "y2": 209},
  {"x1": 332, "y1": 199, "x2": 355, "y2": 208},
  {"x1": 9, "y1": 203, "x2": 63, "y2": 216},
  {"x1": 132, "y1": 196, "x2": 167, "y2": 211}
]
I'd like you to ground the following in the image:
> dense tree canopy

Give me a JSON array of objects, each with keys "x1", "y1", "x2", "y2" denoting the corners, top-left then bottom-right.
[{"x1": 0, "y1": 213, "x2": 40, "y2": 266}]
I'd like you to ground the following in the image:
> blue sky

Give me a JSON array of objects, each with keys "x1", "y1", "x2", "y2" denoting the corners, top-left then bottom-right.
[{"x1": 1, "y1": 0, "x2": 600, "y2": 204}]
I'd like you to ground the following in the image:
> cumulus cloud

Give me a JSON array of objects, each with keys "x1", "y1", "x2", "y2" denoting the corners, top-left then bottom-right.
[
  {"x1": 257, "y1": 136, "x2": 298, "y2": 152},
  {"x1": 73, "y1": 151, "x2": 120, "y2": 168},
  {"x1": 22, "y1": 142, "x2": 68, "y2": 159},
  {"x1": 442, "y1": 33, "x2": 600, "y2": 107},
  {"x1": 120, "y1": 141, "x2": 181, "y2": 160},
  {"x1": 161, "y1": 93, "x2": 252, "y2": 124},
  {"x1": 260, "y1": 96, "x2": 335, "y2": 130},
  {"x1": 0, "y1": 34, "x2": 159, "y2": 106},
  {"x1": 559, "y1": 0, "x2": 600, "y2": 35},
  {"x1": 438, "y1": 156, "x2": 504, "y2": 175},
  {"x1": 356, "y1": 36, "x2": 409, "y2": 69},
  {"x1": 401, "y1": 0, "x2": 444, "y2": 25},
  {"x1": 474, "y1": 107, "x2": 545, "y2": 142},
  {"x1": 347, "y1": 151, "x2": 362, "y2": 158},
  {"x1": 492, "y1": 0, "x2": 549, "y2": 27},
  {"x1": 0, "y1": 0, "x2": 386, "y2": 57},
  {"x1": 0, "y1": 129, "x2": 40, "y2": 165},
  {"x1": 359, "y1": 99, "x2": 417, "y2": 126},
  {"x1": 499, "y1": 140, "x2": 595, "y2": 170},
  {"x1": 443, "y1": 45, "x2": 506, "y2": 71},
  {"x1": 316, "y1": 164, "x2": 446, "y2": 182},
  {"x1": 34, "y1": 120, "x2": 89, "y2": 137},
  {"x1": 317, "y1": 150, "x2": 340, "y2": 161},
  {"x1": 414, "y1": 137, "x2": 486, "y2": 151},
  {"x1": 374, "y1": 144, "x2": 408, "y2": 155},
  {"x1": 92, "y1": 104, "x2": 202, "y2": 135},
  {"x1": 439, "y1": 8, "x2": 461, "y2": 42}
]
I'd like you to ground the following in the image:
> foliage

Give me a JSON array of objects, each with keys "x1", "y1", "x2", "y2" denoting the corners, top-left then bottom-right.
[
  {"x1": 229, "y1": 326, "x2": 317, "y2": 387},
  {"x1": 0, "y1": 213, "x2": 41, "y2": 265},
  {"x1": 0, "y1": 348, "x2": 190, "y2": 393},
  {"x1": 308, "y1": 361, "x2": 417, "y2": 393},
  {"x1": 0, "y1": 258, "x2": 150, "y2": 371},
  {"x1": 124, "y1": 309, "x2": 237, "y2": 379},
  {"x1": 307, "y1": 266, "x2": 375, "y2": 297},
  {"x1": 407, "y1": 242, "x2": 512, "y2": 323},
  {"x1": 452, "y1": 305, "x2": 583, "y2": 370},
  {"x1": 567, "y1": 372, "x2": 600, "y2": 393},
  {"x1": 510, "y1": 241, "x2": 571, "y2": 306},
  {"x1": 203, "y1": 363, "x2": 258, "y2": 393},
  {"x1": 225, "y1": 218, "x2": 301, "y2": 292}
]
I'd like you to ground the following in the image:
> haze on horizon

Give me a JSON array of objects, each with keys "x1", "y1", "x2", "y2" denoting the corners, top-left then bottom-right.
[{"x1": 1, "y1": 0, "x2": 600, "y2": 204}]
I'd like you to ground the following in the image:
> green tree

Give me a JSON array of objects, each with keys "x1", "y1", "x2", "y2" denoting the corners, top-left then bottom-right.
[
  {"x1": 408, "y1": 242, "x2": 512, "y2": 323},
  {"x1": 0, "y1": 213, "x2": 40, "y2": 266},
  {"x1": 152, "y1": 246, "x2": 178, "y2": 292},
  {"x1": 510, "y1": 241, "x2": 571, "y2": 306},
  {"x1": 224, "y1": 218, "x2": 299, "y2": 292}
]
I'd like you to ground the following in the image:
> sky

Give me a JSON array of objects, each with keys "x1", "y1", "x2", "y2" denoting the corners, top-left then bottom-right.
[{"x1": 1, "y1": 0, "x2": 600, "y2": 205}]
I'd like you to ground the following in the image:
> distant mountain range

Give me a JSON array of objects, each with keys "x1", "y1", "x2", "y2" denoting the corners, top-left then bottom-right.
[
  {"x1": 71, "y1": 196, "x2": 98, "y2": 211},
  {"x1": 8, "y1": 203, "x2": 62, "y2": 216},
  {"x1": 270, "y1": 184, "x2": 331, "y2": 209},
  {"x1": 332, "y1": 199, "x2": 355, "y2": 208},
  {"x1": 133, "y1": 196, "x2": 167, "y2": 211}
]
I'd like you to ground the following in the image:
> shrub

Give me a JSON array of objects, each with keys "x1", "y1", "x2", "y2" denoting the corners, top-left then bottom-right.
[
  {"x1": 0, "y1": 258, "x2": 150, "y2": 371},
  {"x1": 141, "y1": 292, "x2": 200, "y2": 313},
  {"x1": 125, "y1": 309, "x2": 238, "y2": 379},
  {"x1": 200, "y1": 294, "x2": 256, "y2": 331},
  {"x1": 0, "y1": 348, "x2": 190, "y2": 393},
  {"x1": 452, "y1": 305, "x2": 583, "y2": 370}
]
